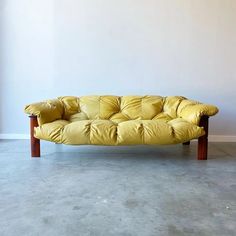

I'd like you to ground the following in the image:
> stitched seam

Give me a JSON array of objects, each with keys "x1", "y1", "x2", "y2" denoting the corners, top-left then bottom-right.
[
  {"x1": 141, "y1": 122, "x2": 145, "y2": 144},
  {"x1": 176, "y1": 97, "x2": 187, "y2": 117},
  {"x1": 60, "y1": 124, "x2": 66, "y2": 144}
]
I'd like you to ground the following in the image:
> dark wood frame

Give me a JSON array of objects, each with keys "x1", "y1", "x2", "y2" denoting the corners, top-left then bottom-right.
[
  {"x1": 182, "y1": 115, "x2": 209, "y2": 160},
  {"x1": 29, "y1": 115, "x2": 40, "y2": 157},
  {"x1": 29, "y1": 115, "x2": 209, "y2": 160},
  {"x1": 197, "y1": 115, "x2": 209, "y2": 160}
]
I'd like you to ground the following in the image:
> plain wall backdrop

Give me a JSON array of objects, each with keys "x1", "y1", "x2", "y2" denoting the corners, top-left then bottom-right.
[{"x1": 0, "y1": 0, "x2": 236, "y2": 139}]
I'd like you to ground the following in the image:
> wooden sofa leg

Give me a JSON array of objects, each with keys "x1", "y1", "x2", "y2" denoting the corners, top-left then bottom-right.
[
  {"x1": 29, "y1": 115, "x2": 40, "y2": 157},
  {"x1": 183, "y1": 141, "x2": 190, "y2": 145},
  {"x1": 198, "y1": 116, "x2": 209, "y2": 160}
]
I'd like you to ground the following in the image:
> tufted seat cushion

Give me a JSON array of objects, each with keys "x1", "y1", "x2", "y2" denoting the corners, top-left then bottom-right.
[
  {"x1": 34, "y1": 118, "x2": 204, "y2": 145},
  {"x1": 25, "y1": 95, "x2": 218, "y2": 146}
]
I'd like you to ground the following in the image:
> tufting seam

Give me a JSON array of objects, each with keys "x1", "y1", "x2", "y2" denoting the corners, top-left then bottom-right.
[
  {"x1": 168, "y1": 123, "x2": 176, "y2": 140},
  {"x1": 88, "y1": 121, "x2": 92, "y2": 144},
  {"x1": 58, "y1": 98, "x2": 66, "y2": 120},
  {"x1": 60, "y1": 125, "x2": 66, "y2": 144},
  {"x1": 116, "y1": 122, "x2": 121, "y2": 144},
  {"x1": 120, "y1": 96, "x2": 132, "y2": 120},
  {"x1": 115, "y1": 123, "x2": 118, "y2": 145},
  {"x1": 140, "y1": 122, "x2": 145, "y2": 144},
  {"x1": 119, "y1": 96, "x2": 122, "y2": 113},
  {"x1": 174, "y1": 97, "x2": 187, "y2": 117}
]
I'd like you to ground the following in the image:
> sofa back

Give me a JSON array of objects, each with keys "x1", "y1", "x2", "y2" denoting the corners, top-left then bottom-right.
[{"x1": 58, "y1": 95, "x2": 186, "y2": 121}]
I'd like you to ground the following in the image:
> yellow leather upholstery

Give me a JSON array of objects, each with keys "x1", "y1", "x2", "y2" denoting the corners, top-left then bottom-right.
[
  {"x1": 24, "y1": 99, "x2": 63, "y2": 125},
  {"x1": 24, "y1": 96, "x2": 218, "y2": 145}
]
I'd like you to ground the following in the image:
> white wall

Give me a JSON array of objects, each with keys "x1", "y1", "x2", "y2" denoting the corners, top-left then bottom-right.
[{"x1": 0, "y1": 0, "x2": 236, "y2": 138}]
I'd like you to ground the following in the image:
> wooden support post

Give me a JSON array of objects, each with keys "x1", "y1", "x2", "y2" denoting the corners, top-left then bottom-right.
[
  {"x1": 198, "y1": 116, "x2": 209, "y2": 160},
  {"x1": 29, "y1": 115, "x2": 40, "y2": 157}
]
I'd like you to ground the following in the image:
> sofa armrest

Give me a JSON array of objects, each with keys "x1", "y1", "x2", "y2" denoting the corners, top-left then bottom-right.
[
  {"x1": 24, "y1": 99, "x2": 64, "y2": 125},
  {"x1": 177, "y1": 99, "x2": 219, "y2": 125}
]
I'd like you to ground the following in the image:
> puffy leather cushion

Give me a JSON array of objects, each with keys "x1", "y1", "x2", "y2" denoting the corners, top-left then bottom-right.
[
  {"x1": 61, "y1": 120, "x2": 117, "y2": 145},
  {"x1": 68, "y1": 112, "x2": 88, "y2": 122},
  {"x1": 34, "y1": 118, "x2": 205, "y2": 145},
  {"x1": 117, "y1": 119, "x2": 204, "y2": 145},
  {"x1": 109, "y1": 112, "x2": 130, "y2": 123},
  {"x1": 59, "y1": 96, "x2": 80, "y2": 120},
  {"x1": 152, "y1": 113, "x2": 173, "y2": 122},
  {"x1": 163, "y1": 96, "x2": 186, "y2": 118},
  {"x1": 99, "y1": 96, "x2": 120, "y2": 119},
  {"x1": 177, "y1": 99, "x2": 219, "y2": 125},
  {"x1": 35, "y1": 120, "x2": 69, "y2": 142},
  {"x1": 60, "y1": 95, "x2": 165, "y2": 121},
  {"x1": 24, "y1": 99, "x2": 64, "y2": 125},
  {"x1": 120, "y1": 96, "x2": 163, "y2": 120}
]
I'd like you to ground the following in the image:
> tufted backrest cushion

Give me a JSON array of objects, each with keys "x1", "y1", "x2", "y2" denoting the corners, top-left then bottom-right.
[
  {"x1": 58, "y1": 95, "x2": 184, "y2": 121},
  {"x1": 25, "y1": 95, "x2": 218, "y2": 126}
]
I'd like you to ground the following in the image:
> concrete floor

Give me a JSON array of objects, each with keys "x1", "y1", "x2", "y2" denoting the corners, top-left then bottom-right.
[{"x1": 0, "y1": 140, "x2": 235, "y2": 236}]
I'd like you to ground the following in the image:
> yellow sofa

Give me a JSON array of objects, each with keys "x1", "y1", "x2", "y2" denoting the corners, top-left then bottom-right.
[{"x1": 24, "y1": 96, "x2": 218, "y2": 160}]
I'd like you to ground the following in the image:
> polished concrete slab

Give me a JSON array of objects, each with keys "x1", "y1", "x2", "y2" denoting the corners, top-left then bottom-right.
[{"x1": 0, "y1": 140, "x2": 236, "y2": 236}]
